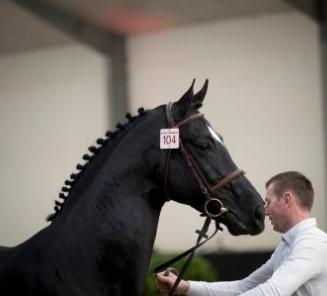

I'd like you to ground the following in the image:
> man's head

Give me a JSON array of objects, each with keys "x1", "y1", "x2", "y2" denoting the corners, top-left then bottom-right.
[{"x1": 264, "y1": 171, "x2": 314, "y2": 233}]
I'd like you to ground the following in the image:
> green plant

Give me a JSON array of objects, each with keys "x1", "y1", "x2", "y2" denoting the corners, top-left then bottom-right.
[{"x1": 145, "y1": 252, "x2": 218, "y2": 295}]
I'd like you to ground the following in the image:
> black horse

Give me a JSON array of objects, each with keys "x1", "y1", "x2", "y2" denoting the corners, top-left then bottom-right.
[{"x1": 0, "y1": 80, "x2": 264, "y2": 295}]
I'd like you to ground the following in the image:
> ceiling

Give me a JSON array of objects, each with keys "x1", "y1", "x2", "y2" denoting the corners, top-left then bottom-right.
[{"x1": 0, "y1": 0, "x2": 294, "y2": 55}]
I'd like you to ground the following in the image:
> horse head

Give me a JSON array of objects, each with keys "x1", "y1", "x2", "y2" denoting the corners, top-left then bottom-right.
[{"x1": 160, "y1": 80, "x2": 265, "y2": 235}]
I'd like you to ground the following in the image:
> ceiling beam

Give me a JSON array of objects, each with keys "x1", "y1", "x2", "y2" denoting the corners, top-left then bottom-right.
[
  {"x1": 10, "y1": 0, "x2": 128, "y2": 127},
  {"x1": 10, "y1": 0, "x2": 123, "y2": 54}
]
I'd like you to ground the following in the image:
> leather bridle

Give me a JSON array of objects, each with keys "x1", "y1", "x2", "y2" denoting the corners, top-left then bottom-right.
[
  {"x1": 163, "y1": 102, "x2": 245, "y2": 218},
  {"x1": 154, "y1": 103, "x2": 247, "y2": 295}
]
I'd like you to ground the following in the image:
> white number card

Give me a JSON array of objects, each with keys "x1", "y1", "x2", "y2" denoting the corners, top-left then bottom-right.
[{"x1": 160, "y1": 128, "x2": 179, "y2": 149}]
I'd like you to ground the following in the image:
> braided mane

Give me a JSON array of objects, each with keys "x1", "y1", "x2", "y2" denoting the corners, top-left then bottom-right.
[{"x1": 46, "y1": 107, "x2": 147, "y2": 222}]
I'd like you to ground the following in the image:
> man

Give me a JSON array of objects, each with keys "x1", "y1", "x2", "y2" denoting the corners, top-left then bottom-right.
[{"x1": 156, "y1": 171, "x2": 327, "y2": 295}]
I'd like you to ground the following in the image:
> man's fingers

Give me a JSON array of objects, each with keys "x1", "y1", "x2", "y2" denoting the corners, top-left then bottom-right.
[
  {"x1": 156, "y1": 270, "x2": 177, "y2": 287},
  {"x1": 164, "y1": 267, "x2": 178, "y2": 276},
  {"x1": 156, "y1": 270, "x2": 176, "y2": 280}
]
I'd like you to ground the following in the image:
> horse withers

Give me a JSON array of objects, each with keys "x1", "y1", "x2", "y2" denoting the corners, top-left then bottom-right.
[{"x1": 0, "y1": 80, "x2": 264, "y2": 295}]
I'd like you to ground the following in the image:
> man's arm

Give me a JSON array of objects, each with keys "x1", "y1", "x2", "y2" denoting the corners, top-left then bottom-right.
[
  {"x1": 239, "y1": 238, "x2": 327, "y2": 296},
  {"x1": 156, "y1": 247, "x2": 277, "y2": 295},
  {"x1": 187, "y1": 258, "x2": 274, "y2": 296}
]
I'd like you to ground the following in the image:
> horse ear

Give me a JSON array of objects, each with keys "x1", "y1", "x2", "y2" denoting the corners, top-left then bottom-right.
[
  {"x1": 178, "y1": 79, "x2": 195, "y2": 104},
  {"x1": 193, "y1": 79, "x2": 208, "y2": 105},
  {"x1": 174, "y1": 79, "x2": 208, "y2": 118}
]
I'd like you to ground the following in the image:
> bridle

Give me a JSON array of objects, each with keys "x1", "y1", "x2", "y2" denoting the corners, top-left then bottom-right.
[
  {"x1": 155, "y1": 103, "x2": 246, "y2": 295},
  {"x1": 163, "y1": 102, "x2": 245, "y2": 218}
]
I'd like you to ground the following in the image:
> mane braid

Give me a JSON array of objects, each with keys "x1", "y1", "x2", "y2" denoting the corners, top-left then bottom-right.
[{"x1": 46, "y1": 108, "x2": 148, "y2": 222}]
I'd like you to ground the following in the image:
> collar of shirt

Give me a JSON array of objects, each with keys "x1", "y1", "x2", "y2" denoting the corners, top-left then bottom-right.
[{"x1": 282, "y1": 218, "x2": 317, "y2": 246}]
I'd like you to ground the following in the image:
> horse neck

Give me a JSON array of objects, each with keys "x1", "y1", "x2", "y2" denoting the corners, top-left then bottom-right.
[
  {"x1": 54, "y1": 110, "x2": 165, "y2": 230},
  {"x1": 43, "y1": 111, "x2": 166, "y2": 291}
]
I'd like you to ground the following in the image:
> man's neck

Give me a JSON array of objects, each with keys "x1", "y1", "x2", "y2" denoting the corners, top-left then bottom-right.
[{"x1": 286, "y1": 210, "x2": 311, "y2": 232}]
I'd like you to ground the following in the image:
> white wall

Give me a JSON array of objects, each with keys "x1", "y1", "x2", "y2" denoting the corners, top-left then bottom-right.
[
  {"x1": 0, "y1": 11, "x2": 325, "y2": 254},
  {"x1": 128, "y1": 11, "x2": 326, "y2": 251},
  {"x1": 0, "y1": 44, "x2": 109, "y2": 246}
]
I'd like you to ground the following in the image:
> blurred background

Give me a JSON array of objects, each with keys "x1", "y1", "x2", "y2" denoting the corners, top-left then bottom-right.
[{"x1": 0, "y1": 0, "x2": 326, "y2": 280}]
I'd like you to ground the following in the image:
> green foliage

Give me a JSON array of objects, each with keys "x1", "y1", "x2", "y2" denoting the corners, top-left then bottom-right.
[{"x1": 145, "y1": 252, "x2": 218, "y2": 296}]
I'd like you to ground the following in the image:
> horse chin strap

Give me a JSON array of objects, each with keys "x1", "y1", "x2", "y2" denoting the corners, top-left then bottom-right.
[{"x1": 156, "y1": 102, "x2": 245, "y2": 295}]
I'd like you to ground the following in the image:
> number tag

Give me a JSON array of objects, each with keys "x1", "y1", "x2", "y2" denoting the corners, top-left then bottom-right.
[{"x1": 160, "y1": 128, "x2": 179, "y2": 149}]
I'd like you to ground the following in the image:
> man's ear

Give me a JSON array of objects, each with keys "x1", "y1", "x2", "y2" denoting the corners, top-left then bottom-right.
[{"x1": 283, "y1": 191, "x2": 293, "y2": 208}]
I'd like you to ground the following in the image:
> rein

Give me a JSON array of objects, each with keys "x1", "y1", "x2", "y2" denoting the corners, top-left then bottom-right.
[{"x1": 154, "y1": 102, "x2": 245, "y2": 295}]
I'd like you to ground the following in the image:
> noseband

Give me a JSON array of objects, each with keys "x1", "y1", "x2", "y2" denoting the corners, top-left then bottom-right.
[{"x1": 164, "y1": 102, "x2": 245, "y2": 218}]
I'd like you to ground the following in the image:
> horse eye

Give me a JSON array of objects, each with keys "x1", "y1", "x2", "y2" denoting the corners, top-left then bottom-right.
[{"x1": 196, "y1": 142, "x2": 211, "y2": 150}]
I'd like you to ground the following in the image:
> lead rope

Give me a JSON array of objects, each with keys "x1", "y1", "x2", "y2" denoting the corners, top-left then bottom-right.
[
  {"x1": 153, "y1": 217, "x2": 220, "y2": 295},
  {"x1": 168, "y1": 217, "x2": 216, "y2": 296}
]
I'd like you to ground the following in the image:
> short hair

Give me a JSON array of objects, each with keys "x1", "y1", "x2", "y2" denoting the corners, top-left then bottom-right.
[{"x1": 265, "y1": 171, "x2": 314, "y2": 210}]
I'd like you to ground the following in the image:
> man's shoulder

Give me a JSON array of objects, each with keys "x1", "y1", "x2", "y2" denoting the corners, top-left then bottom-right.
[{"x1": 295, "y1": 226, "x2": 327, "y2": 248}]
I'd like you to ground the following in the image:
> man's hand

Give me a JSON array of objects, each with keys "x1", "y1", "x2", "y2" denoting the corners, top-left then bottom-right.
[{"x1": 155, "y1": 269, "x2": 190, "y2": 295}]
